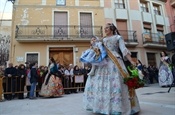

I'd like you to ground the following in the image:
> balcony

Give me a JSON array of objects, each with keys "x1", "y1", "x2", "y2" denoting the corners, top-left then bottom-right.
[
  {"x1": 15, "y1": 25, "x2": 138, "y2": 46},
  {"x1": 171, "y1": 0, "x2": 175, "y2": 8},
  {"x1": 119, "y1": 30, "x2": 138, "y2": 47},
  {"x1": 15, "y1": 25, "x2": 103, "y2": 42},
  {"x1": 142, "y1": 33, "x2": 167, "y2": 48}
]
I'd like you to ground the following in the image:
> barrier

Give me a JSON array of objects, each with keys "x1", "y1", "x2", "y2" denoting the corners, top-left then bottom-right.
[{"x1": 0, "y1": 75, "x2": 85, "y2": 100}]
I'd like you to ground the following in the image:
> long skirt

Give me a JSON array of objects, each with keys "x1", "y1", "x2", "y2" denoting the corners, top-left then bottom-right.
[
  {"x1": 39, "y1": 74, "x2": 64, "y2": 97},
  {"x1": 83, "y1": 57, "x2": 140, "y2": 115},
  {"x1": 158, "y1": 64, "x2": 174, "y2": 87}
]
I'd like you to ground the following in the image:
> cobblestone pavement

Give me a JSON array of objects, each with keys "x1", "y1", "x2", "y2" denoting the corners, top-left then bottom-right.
[{"x1": 0, "y1": 83, "x2": 175, "y2": 115}]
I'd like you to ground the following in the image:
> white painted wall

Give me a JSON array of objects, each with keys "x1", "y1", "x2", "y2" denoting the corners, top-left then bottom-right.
[
  {"x1": 115, "y1": 9, "x2": 128, "y2": 20},
  {"x1": 104, "y1": 8, "x2": 114, "y2": 19},
  {"x1": 141, "y1": 12, "x2": 152, "y2": 23},
  {"x1": 130, "y1": 10, "x2": 142, "y2": 21},
  {"x1": 155, "y1": 15, "x2": 164, "y2": 25}
]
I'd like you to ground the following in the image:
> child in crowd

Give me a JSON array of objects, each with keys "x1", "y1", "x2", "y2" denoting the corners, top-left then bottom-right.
[{"x1": 80, "y1": 36, "x2": 107, "y2": 76}]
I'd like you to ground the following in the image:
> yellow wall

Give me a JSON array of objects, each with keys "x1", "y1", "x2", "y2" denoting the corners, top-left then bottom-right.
[
  {"x1": 10, "y1": 0, "x2": 105, "y2": 66},
  {"x1": 13, "y1": 7, "x2": 104, "y2": 25},
  {"x1": 18, "y1": 0, "x2": 42, "y2": 5},
  {"x1": 12, "y1": 42, "x2": 90, "y2": 66}
]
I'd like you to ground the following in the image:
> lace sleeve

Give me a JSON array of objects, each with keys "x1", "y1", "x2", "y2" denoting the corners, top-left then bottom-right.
[{"x1": 118, "y1": 36, "x2": 131, "y2": 60}]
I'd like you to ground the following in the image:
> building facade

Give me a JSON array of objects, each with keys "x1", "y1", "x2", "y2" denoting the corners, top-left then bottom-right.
[
  {"x1": 166, "y1": 0, "x2": 175, "y2": 32},
  {"x1": 10, "y1": 0, "x2": 105, "y2": 67},
  {"x1": 103, "y1": 0, "x2": 174, "y2": 67},
  {"x1": 10, "y1": 0, "x2": 174, "y2": 67}
]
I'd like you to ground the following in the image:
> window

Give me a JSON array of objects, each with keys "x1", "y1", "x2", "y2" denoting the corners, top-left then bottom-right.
[
  {"x1": 140, "y1": 2, "x2": 149, "y2": 12},
  {"x1": 157, "y1": 25, "x2": 164, "y2": 41},
  {"x1": 153, "y1": 4, "x2": 161, "y2": 15},
  {"x1": 144, "y1": 28, "x2": 151, "y2": 33},
  {"x1": 80, "y1": 13, "x2": 93, "y2": 38},
  {"x1": 157, "y1": 25, "x2": 164, "y2": 33},
  {"x1": 131, "y1": 52, "x2": 137, "y2": 62},
  {"x1": 54, "y1": 12, "x2": 68, "y2": 37},
  {"x1": 56, "y1": 0, "x2": 66, "y2": 6},
  {"x1": 143, "y1": 23, "x2": 152, "y2": 41},
  {"x1": 26, "y1": 53, "x2": 38, "y2": 64},
  {"x1": 147, "y1": 53, "x2": 156, "y2": 66},
  {"x1": 116, "y1": 20, "x2": 128, "y2": 40},
  {"x1": 114, "y1": 0, "x2": 125, "y2": 9},
  {"x1": 157, "y1": 30, "x2": 163, "y2": 36},
  {"x1": 143, "y1": 23, "x2": 151, "y2": 33}
]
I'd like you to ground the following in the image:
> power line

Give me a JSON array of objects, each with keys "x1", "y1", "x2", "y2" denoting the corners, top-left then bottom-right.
[{"x1": 0, "y1": 0, "x2": 8, "y2": 26}]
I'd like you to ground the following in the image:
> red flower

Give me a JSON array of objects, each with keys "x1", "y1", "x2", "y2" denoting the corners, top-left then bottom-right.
[{"x1": 124, "y1": 76, "x2": 144, "y2": 89}]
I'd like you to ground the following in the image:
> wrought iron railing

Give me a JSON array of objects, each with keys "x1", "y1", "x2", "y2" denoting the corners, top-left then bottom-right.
[
  {"x1": 15, "y1": 25, "x2": 138, "y2": 43},
  {"x1": 119, "y1": 30, "x2": 137, "y2": 42},
  {"x1": 15, "y1": 25, "x2": 103, "y2": 39},
  {"x1": 142, "y1": 33, "x2": 166, "y2": 44}
]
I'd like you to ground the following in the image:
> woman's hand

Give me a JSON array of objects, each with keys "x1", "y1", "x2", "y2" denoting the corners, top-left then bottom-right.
[
  {"x1": 130, "y1": 60, "x2": 136, "y2": 67},
  {"x1": 125, "y1": 53, "x2": 136, "y2": 66}
]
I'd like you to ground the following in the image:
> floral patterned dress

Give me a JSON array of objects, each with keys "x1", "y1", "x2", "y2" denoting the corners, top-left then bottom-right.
[
  {"x1": 39, "y1": 64, "x2": 64, "y2": 97},
  {"x1": 158, "y1": 56, "x2": 174, "y2": 87},
  {"x1": 83, "y1": 35, "x2": 140, "y2": 115}
]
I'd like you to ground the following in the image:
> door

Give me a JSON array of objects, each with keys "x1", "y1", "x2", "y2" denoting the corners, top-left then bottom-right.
[
  {"x1": 49, "y1": 47, "x2": 73, "y2": 67},
  {"x1": 147, "y1": 53, "x2": 156, "y2": 66}
]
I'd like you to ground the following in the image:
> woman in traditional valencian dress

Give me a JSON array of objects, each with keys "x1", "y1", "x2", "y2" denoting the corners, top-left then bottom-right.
[
  {"x1": 158, "y1": 51, "x2": 174, "y2": 87},
  {"x1": 39, "y1": 57, "x2": 64, "y2": 97},
  {"x1": 82, "y1": 23, "x2": 140, "y2": 115}
]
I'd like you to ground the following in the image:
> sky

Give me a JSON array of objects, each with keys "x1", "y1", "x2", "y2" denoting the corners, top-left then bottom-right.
[{"x1": 0, "y1": 0, "x2": 13, "y2": 19}]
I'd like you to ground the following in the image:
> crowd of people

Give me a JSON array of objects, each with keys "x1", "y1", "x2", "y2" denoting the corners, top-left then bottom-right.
[
  {"x1": 0, "y1": 58, "x2": 91, "y2": 100},
  {"x1": 0, "y1": 59, "x2": 165, "y2": 100}
]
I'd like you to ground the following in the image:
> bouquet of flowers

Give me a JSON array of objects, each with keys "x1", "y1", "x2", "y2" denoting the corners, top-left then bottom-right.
[
  {"x1": 168, "y1": 63, "x2": 174, "y2": 70},
  {"x1": 124, "y1": 66, "x2": 145, "y2": 89}
]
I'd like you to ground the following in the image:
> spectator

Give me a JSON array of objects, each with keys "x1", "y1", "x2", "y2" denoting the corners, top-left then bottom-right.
[
  {"x1": 16, "y1": 64, "x2": 26, "y2": 99},
  {"x1": 73, "y1": 65, "x2": 83, "y2": 92},
  {"x1": 4, "y1": 63, "x2": 16, "y2": 100},
  {"x1": 29, "y1": 62, "x2": 38, "y2": 99},
  {"x1": 25, "y1": 62, "x2": 31, "y2": 98}
]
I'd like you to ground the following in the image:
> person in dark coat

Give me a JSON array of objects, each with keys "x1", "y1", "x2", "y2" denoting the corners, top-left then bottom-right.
[
  {"x1": 29, "y1": 62, "x2": 38, "y2": 99},
  {"x1": 17, "y1": 64, "x2": 26, "y2": 99},
  {"x1": 73, "y1": 65, "x2": 83, "y2": 92},
  {"x1": 4, "y1": 63, "x2": 16, "y2": 100}
]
